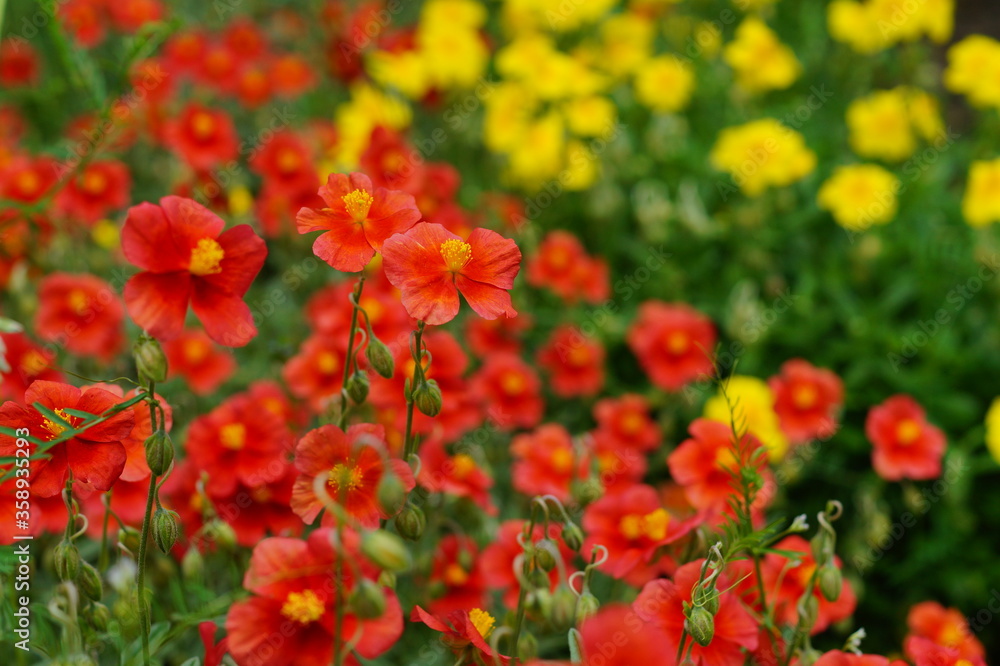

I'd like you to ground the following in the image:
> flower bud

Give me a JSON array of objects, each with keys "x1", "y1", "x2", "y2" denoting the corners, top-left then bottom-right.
[
  {"x1": 561, "y1": 523, "x2": 585, "y2": 551},
  {"x1": 685, "y1": 605, "x2": 715, "y2": 647},
  {"x1": 377, "y1": 570, "x2": 397, "y2": 589},
  {"x1": 810, "y1": 530, "x2": 834, "y2": 565},
  {"x1": 144, "y1": 430, "x2": 174, "y2": 476},
  {"x1": 571, "y1": 478, "x2": 603, "y2": 506},
  {"x1": 365, "y1": 338, "x2": 395, "y2": 378},
  {"x1": 346, "y1": 370, "x2": 370, "y2": 404},
  {"x1": 818, "y1": 565, "x2": 842, "y2": 602},
  {"x1": 54, "y1": 541, "x2": 81, "y2": 581},
  {"x1": 798, "y1": 594, "x2": 819, "y2": 629},
  {"x1": 576, "y1": 591, "x2": 600, "y2": 621},
  {"x1": 206, "y1": 519, "x2": 237, "y2": 549},
  {"x1": 549, "y1": 586, "x2": 578, "y2": 630},
  {"x1": 349, "y1": 578, "x2": 387, "y2": 619},
  {"x1": 119, "y1": 526, "x2": 141, "y2": 554},
  {"x1": 528, "y1": 568, "x2": 550, "y2": 590},
  {"x1": 413, "y1": 379, "x2": 443, "y2": 417},
  {"x1": 692, "y1": 582, "x2": 719, "y2": 615},
  {"x1": 517, "y1": 631, "x2": 538, "y2": 662},
  {"x1": 534, "y1": 541, "x2": 556, "y2": 571},
  {"x1": 133, "y1": 337, "x2": 167, "y2": 383},
  {"x1": 78, "y1": 561, "x2": 103, "y2": 601},
  {"x1": 84, "y1": 602, "x2": 111, "y2": 632},
  {"x1": 152, "y1": 509, "x2": 179, "y2": 554},
  {"x1": 377, "y1": 471, "x2": 407, "y2": 517},
  {"x1": 394, "y1": 504, "x2": 426, "y2": 540},
  {"x1": 182, "y1": 546, "x2": 203, "y2": 579},
  {"x1": 361, "y1": 529, "x2": 413, "y2": 573}
]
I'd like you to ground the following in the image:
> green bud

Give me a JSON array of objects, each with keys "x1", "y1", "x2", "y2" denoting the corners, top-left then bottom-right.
[
  {"x1": 365, "y1": 337, "x2": 395, "y2": 378},
  {"x1": 528, "y1": 568, "x2": 550, "y2": 590},
  {"x1": 549, "y1": 585, "x2": 578, "y2": 630},
  {"x1": 181, "y1": 546, "x2": 204, "y2": 579},
  {"x1": 152, "y1": 509, "x2": 179, "y2": 553},
  {"x1": 78, "y1": 561, "x2": 103, "y2": 601},
  {"x1": 54, "y1": 541, "x2": 81, "y2": 581},
  {"x1": 206, "y1": 519, "x2": 237, "y2": 549},
  {"x1": 685, "y1": 605, "x2": 715, "y2": 647},
  {"x1": 133, "y1": 337, "x2": 167, "y2": 383},
  {"x1": 349, "y1": 578, "x2": 387, "y2": 619},
  {"x1": 361, "y1": 529, "x2": 413, "y2": 573},
  {"x1": 144, "y1": 430, "x2": 174, "y2": 476},
  {"x1": 412, "y1": 379, "x2": 443, "y2": 417},
  {"x1": 576, "y1": 592, "x2": 600, "y2": 621},
  {"x1": 692, "y1": 581, "x2": 719, "y2": 615},
  {"x1": 810, "y1": 529, "x2": 834, "y2": 565},
  {"x1": 346, "y1": 370, "x2": 370, "y2": 404},
  {"x1": 84, "y1": 602, "x2": 111, "y2": 632},
  {"x1": 818, "y1": 565, "x2": 842, "y2": 602},
  {"x1": 394, "y1": 504, "x2": 426, "y2": 540},
  {"x1": 376, "y1": 471, "x2": 407, "y2": 517},
  {"x1": 534, "y1": 541, "x2": 556, "y2": 571},
  {"x1": 799, "y1": 594, "x2": 820, "y2": 629},
  {"x1": 119, "y1": 526, "x2": 141, "y2": 554},
  {"x1": 377, "y1": 570, "x2": 397, "y2": 589},
  {"x1": 561, "y1": 523, "x2": 585, "y2": 551},
  {"x1": 571, "y1": 478, "x2": 603, "y2": 506},
  {"x1": 517, "y1": 631, "x2": 538, "y2": 662}
]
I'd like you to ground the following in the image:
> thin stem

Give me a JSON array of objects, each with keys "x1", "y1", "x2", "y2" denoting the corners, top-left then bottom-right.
[
  {"x1": 136, "y1": 382, "x2": 159, "y2": 666},
  {"x1": 338, "y1": 276, "x2": 366, "y2": 429},
  {"x1": 401, "y1": 321, "x2": 425, "y2": 461},
  {"x1": 99, "y1": 490, "x2": 112, "y2": 571}
]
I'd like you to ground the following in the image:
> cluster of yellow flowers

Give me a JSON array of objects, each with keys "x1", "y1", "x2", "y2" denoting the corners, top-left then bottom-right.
[
  {"x1": 828, "y1": 0, "x2": 953, "y2": 53},
  {"x1": 945, "y1": 35, "x2": 1000, "y2": 110},
  {"x1": 846, "y1": 87, "x2": 944, "y2": 163},
  {"x1": 709, "y1": 119, "x2": 816, "y2": 198},
  {"x1": 723, "y1": 17, "x2": 800, "y2": 93}
]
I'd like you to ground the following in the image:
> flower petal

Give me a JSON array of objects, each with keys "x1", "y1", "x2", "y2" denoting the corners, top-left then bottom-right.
[
  {"x1": 312, "y1": 226, "x2": 374, "y2": 273},
  {"x1": 364, "y1": 188, "x2": 422, "y2": 250},
  {"x1": 161, "y1": 195, "x2": 225, "y2": 249},
  {"x1": 463, "y1": 227, "x2": 521, "y2": 289},
  {"x1": 190, "y1": 284, "x2": 257, "y2": 347},
  {"x1": 203, "y1": 224, "x2": 268, "y2": 296},
  {"x1": 455, "y1": 274, "x2": 517, "y2": 321},
  {"x1": 66, "y1": 440, "x2": 126, "y2": 491},
  {"x1": 121, "y1": 202, "x2": 188, "y2": 272},
  {"x1": 124, "y1": 271, "x2": 192, "y2": 341}
]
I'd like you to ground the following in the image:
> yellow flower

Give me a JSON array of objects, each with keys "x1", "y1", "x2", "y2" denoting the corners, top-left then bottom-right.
[
  {"x1": 944, "y1": 35, "x2": 1000, "y2": 109},
  {"x1": 920, "y1": 0, "x2": 955, "y2": 44},
  {"x1": 333, "y1": 83, "x2": 412, "y2": 168},
  {"x1": 709, "y1": 119, "x2": 816, "y2": 197},
  {"x1": 723, "y1": 17, "x2": 800, "y2": 93},
  {"x1": 421, "y1": 0, "x2": 486, "y2": 28},
  {"x1": 367, "y1": 50, "x2": 429, "y2": 99},
  {"x1": 483, "y1": 82, "x2": 536, "y2": 153},
  {"x1": 827, "y1": 0, "x2": 885, "y2": 54},
  {"x1": 227, "y1": 185, "x2": 254, "y2": 217},
  {"x1": 563, "y1": 96, "x2": 617, "y2": 137},
  {"x1": 505, "y1": 112, "x2": 566, "y2": 186},
  {"x1": 962, "y1": 159, "x2": 1000, "y2": 228},
  {"x1": 903, "y1": 87, "x2": 945, "y2": 141},
  {"x1": 817, "y1": 164, "x2": 900, "y2": 231},
  {"x1": 828, "y1": 0, "x2": 953, "y2": 52},
  {"x1": 562, "y1": 140, "x2": 600, "y2": 191},
  {"x1": 985, "y1": 398, "x2": 1000, "y2": 464},
  {"x1": 634, "y1": 56, "x2": 695, "y2": 113},
  {"x1": 704, "y1": 376, "x2": 788, "y2": 462},
  {"x1": 599, "y1": 12, "x2": 655, "y2": 78},
  {"x1": 417, "y1": 21, "x2": 489, "y2": 90},
  {"x1": 846, "y1": 88, "x2": 917, "y2": 162}
]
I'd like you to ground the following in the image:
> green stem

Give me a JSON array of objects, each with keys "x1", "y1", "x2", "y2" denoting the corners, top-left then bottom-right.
[
  {"x1": 401, "y1": 321, "x2": 426, "y2": 461},
  {"x1": 136, "y1": 382, "x2": 159, "y2": 666},
  {"x1": 337, "y1": 276, "x2": 366, "y2": 428},
  {"x1": 0, "y1": 0, "x2": 8, "y2": 34},
  {"x1": 99, "y1": 490, "x2": 112, "y2": 571}
]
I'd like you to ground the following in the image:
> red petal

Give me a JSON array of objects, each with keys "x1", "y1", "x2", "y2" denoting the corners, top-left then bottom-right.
[
  {"x1": 382, "y1": 224, "x2": 460, "y2": 324},
  {"x1": 355, "y1": 591, "x2": 403, "y2": 659},
  {"x1": 203, "y1": 224, "x2": 267, "y2": 296},
  {"x1": 121, "y1": 202, "x2": 187, "y2": 272},
  {"x1": 463, "y1": 227, "x2": 521, "y2": 289},
  {"x1": 161, "y1": 195, "x2": 225, "y2": 250},
  {"x1": 66, "y1": 440, "x2": 126, "y2": 491},
  {"x1": 295, "y1": 425, "x2": 350, "y2": 475},
  {"x1": 124, "y1": 272, "x2": 192, "y2": 341},
  {"x1": 364, "y1": 189, "x2": 421, "y2": 250},
  {"x1": 455, "y1": 274, "x2": 517, "y2": 321},
  {"x1": 25, "y1": 380, "x2": 81, "y2": 411},
  {"x1": 312, "y1": 226, "x2": 374, "y2": 273},
  {"x1": 28, "y1": 444, "x2": 69, "y2": 497},
  {"x1": 191, "y1": 284, "x2": 256, "y2": 347},
  {"x1": 76, "y1": 387, "x2": 135, "y2": 443}
]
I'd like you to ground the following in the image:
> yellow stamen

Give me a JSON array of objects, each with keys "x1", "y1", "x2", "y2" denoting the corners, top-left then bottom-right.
[
  {"x1": 327, "y1": 463, "x2": 364, "y2": 491},
  {"x1": 451, "y1": 453, "x2": 477, "y2": 479},
  {"x1": 67, "y1": 289, "x2": 89, "y2": 315},
  {"x1": 500, "y1": 371, "x2": 526, "y2": 396},
  {"x1": 715, "y1": 447, "x2": 740, "y2": 472},
  {"x1": 276, "y1": 149, "x2": 300, "y2": 174},
  {"x1": 620, "y1": 411, "x2": 643, "y2": 435},
  {"x1": 281, "y1": 590, "x2": 325, "y2": 625},
  {"x1": 665, "y1": 331, "x2": 689, "y2": 355},
  {"x1": 550, "y1": 448, "x2": 573, "y2": 473},
  {"x1": 317, "y1": 351, "x2": 338, "y2": 375},
  {"x1": 42, "y1": 408, "x2": 72, "y2": 436},
  {"x1": 342, "y1": 188, "x2": 374, "y2": 222},
  {"x1": 619, "y1": 508, "x2": 671, "y2": 541},
  {"x1": 191, "y1": 112, "x2": 216, "y2": 140},
  {"x1": 443, "y1": 563, "x2": 469, "y2": 586},
  {"x1": 566, "y1": 345, "x2": 591, "y2": 367},
  {"x1": 184, "y1": 338, "x2": 210, "y2": 364},
  {"x1": 219, "y1": 423, "x2": 246, "y2": 450},
  {"x1": 440, "y1": 239, "x2": 472, "y2": 273},
  {"x1": 16, "y1": 171, "x2": 40, "y2": 196},
  {"x1": 792, "y1": 385, "x2": 817, "y2": 409},
  {"x1": 189, "y1": 238, "x2": 225, "y2": 276},
  {"x1": 20, "y1": 350, "x2": 48, "y2": 376},
  {"x1": 469, "y1": 608, "x2": 495, "y2": 639},
  {"x1": 896, "y1": 419, "x2": 921, "y2": 445},
  {"x1": 81, "y1": 170, "x2": 107, "y2": 195}
]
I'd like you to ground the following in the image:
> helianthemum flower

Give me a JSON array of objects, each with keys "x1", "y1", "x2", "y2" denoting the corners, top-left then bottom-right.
[
  {"x1": 295, "y1": 171, "x2": 422, "y2": 272},
  {"x1": 381, "y1": 222, "x2": 521, "y2": 325},
  {"x1": 121, "y1": 196, "x2": 267, "y2": 347}
]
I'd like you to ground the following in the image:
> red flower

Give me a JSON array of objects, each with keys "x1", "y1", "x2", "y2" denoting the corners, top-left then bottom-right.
[
  {"x1": 537, "y1": 325, "x2": 605, "y2": 398},
  {"x1": 466, "y1": 313, "x2": 530, "y2": 356},
  {"x1": 417, "y1": 436, "x2": 495, "y2": 515},
  {"x1": 578, "y1": 605, "x2": 673, "y2": 666},
  {"x1": 865, "y1": 395, "x2": 946, "y2": 481},
  {"x1": 627, "y1": 301, "x2": 716, "y2": 391},
  {"x1": 382, "y1": 223, "x2": 521, "y2": 325},
  {"x1": 226, "y1": 529, "x2": 403, "y2": 666},
  {"x1": 256, "y1": 184, "x2": 325, "y2": 237},
  {"x1": 211, "y1": 467, "x2": 303, "y2": 548},
  {"x1": 121, "y1": 195, "x2": 267, "y2": 346},
  {"x1": 291, "y1": 423, "x2": 414, "y2": 528},
  {"x1": 0, "y1": 39, "x2": 40, "y2": 87},
  {"x1": 582, "y1": 484, "x2": 700, "y2": 585},
  {"x1": 526, "y1": 231, "x2": 609, "y2": 304},
  {"x1": 269, "y1": 54, "x2": 317, "y2": 97},
  {"x1": 184, "y1": 393, "x2": 291, "y2": 497},
  {"x1": 428, "y1": 535, "x2": 488, "y2": 614},
  {"x1": 905, "y1": 601, "x2": 985, "y2": 661},
  {"x1": 35, "y1": 273, "x2": 125, "y2": 362},
  {"x1": 511, "y1": 424, "x2": 586, "y2": 503},
  {"x1": 470, "y1": 353, "x2": 543, "y2": 431},
  {"x1": 411, "y1": 606, "x2": 510, "y2": 666},
  {"x1": 590, "y1": 430, "x2": 647, "y2": 492},
  {"x1": 904, "y1": 636, "x2": 986, "y2": 666},
  {"x1": 195, "y1": 42, "x2": 239, "y2": 93},
  {"x1": 164, "y1": 30, "x2": 208, "y2": 74},
  {"x1": 0, "y1": 333, "x2": 64, "y2": 402},
  {"x1": 164, "y1": 328, "x2": 236, "y2": 395},
  {"x1": 235, "y1": 63, "x2": 273, "y2": 109},
  {"x1": 296, "y1": 172, "x2": 422, "y2": 272},
  {"x1": 634, "y1": 559, "x2": 758, "y2": 666},
  {"x1": 249, "y1": 131, "x2": 319, "y2": 196},
  {"x1": 199, "y1": 622, "x2": 229, "y2": 666},
  {"x1": 165, "y1": 104, "x2": 238, "y2": 169},
  {"x1": 57, "y1": 0, "x2": 106, "y2": 48},
  {"x1": 769, "y1": 359, "x2": 843, "y2": 444},
  {"x1": 481, "y1": 521, "x2": 576, "y2": 608},
  {"x1": 814, "y1": 651, "x2": 902, "y2": 666},
  {"x1": 100, "y1": 385, "x2": 172, "y2": 484},
  {"x1": 107, "y1": 0, "x2": 164, "y2": 33},
  {"x1": 223, "y1": 18, "x2": 268, "y2": 58},
  {"x1": 282, "y1": 334, "x2": 346, "y2": 412},
  {"x1": 592, "y1": 394, "x2": 660, "y2": 453},
  {"x1": 1, "y1": 155, "x2": 58, "y2": 204},
  {"x1": 0, "y1": 380, "x2": 134, "y2": 497},
  {"x1": 55, "y1": 160, "x2": 132, "y2": 225}
]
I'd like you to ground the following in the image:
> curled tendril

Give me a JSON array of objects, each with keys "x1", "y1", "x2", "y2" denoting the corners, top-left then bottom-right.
[
  {"x1": 589, "y1": 544, "x2": 609, "y2": 568},
  {"x1": 512, "y1": 553, "x2": 533, "y2": 588},
  {"x1": 489, "y1": 625, "x2": 512, "y2": 664},
  {"x1": 70, "y1": 513, "x2": 89, "y2": 541},
  {"x1": 568, "y1": 571, "x2": 587, "y2": 596}
]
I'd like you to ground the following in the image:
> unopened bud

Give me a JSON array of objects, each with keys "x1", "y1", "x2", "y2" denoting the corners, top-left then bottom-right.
[
  {"x1": 365, "y1": 337, "x2": 395, "y2": 378},
  {"x1": 78, "y1": 561, "x2": 103, "y2": 601},
  {"x1": 412, "y1": 379, "x2": 443, "y2": 417},
  {"x1": 119, "y1": 527, "x2": 141, "y2": 553},
  {"x1": 349, "y1": 578, "x2": 387, "y2": 619},
  {"x1": 799, "y1": 594, "x2": 820, "y2": 629},
  {"x1": 534, "y1": 541, "x2": 556, "y2": 571},
  {"x1": 685, "y1": 605, "x2": 715, "y2": 647},
  {"x1": 54, "y1": 542, "x2": 81, "y2": 581},
  {"x1": 571, "y1": 478, "x2": 603, "y2": 506},
  {"x1": 134, "y1": 337, "x2": 167, "y2": 383},
  {"x1": 549, "y1": 586, "x2": 578, "y2": 630},
  {"x1": 182, "y1": 546, "x2": 203, "y2": 579},
  {"x1": 206, "y1": 519, "x2": 237, "y2": 549},
  {"x1": 576, "y1": 592, "x2": 600, "y2": 621},
  {"x1": 693, "y1": 582, "x2": 719, "y2": 615},
  {"x1": 394, "y1": 504, "x2": 426, "y2": 540},
  {"x1": 377, "y1": 570, "x2": 397, "y2": 589},
  {"x1": 517, "y1": 632, "x2": 538, "y2": 662},
  {"x1": 85, "y1": 602, "x2": 111, "y2": 632},
  {"x1": 818, "y1": 565, "x2": 842, "y2": 602},
  {"x1": 346, "y1": 370, "x2": 369, "y2": 404},
  {"x1": 810, "y1": 530, "x2": 834, "y2": 565},
  {"x1": 528, "y1": 568, "x2": 550, "y2": 590},
  {"x1": 377, "y1": 472, "x2": 407, "y2": 517},
  {"x1": 144, "y1": 431, "x2": 174, "y2": 476},
  {"x1": 561, "y1": 523, "x2": 584, "y2": 551},
  {"x1": 361, "y1": 529, "x2": 413, "y2": 573},
  {"x1": 152, "y1": 509, "x2": 179, "y2": 553}
]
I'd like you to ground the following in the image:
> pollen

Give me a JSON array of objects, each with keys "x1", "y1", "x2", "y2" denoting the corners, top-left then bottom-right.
[
  {"x1": 327, "y1": 463, "x2": 364, "y2": 492},
  {"x1": 191, "y1": 111, "x2": 216, "y2": 140},
  {"x1": 792, "y1": 384, "x2": 817, "y2": 409},
  {"x1": 317, "y1": 351, "x2": 339, "y2": 375},
  {"x1": 469, "y1": 608, "x2": 496, "y2": 639},
  {"x1": 276, "y1": 149, "x2": 300, "y2": 174},
  {"x1": 281, "y1": 590, "x2": 325, "y2": 625},
  {"x1": 665, "y1": 331, "x2": 690, "y2": 355},
  {"x1": 342, "y1": 188, "x2": 374, "y2": 222},
  {"x1": 67, "y1": 289, "x2": 89, "y2": 315},
  {"x1": 189, "y1": 238, "x2": 225, "y2": 276},
  {"x1": 550, "y1": 448, "x2": 573, "y2": 473},
  {"x1": 619, "y1": 508, "x2": 670, "y2": 541},
  {"x1": 440, "y1": 239, "x2": 472, "y2": 273},
  {"x1": 219, "y1": 423, "x2": 246, "y2": 450},
  {"x1": 620, "y1": 411, "x2": 643, "y2": 435},
  {"x1": 42, "y1": 408, "x2": 73, "y2": 436},
  {"x1": 16, "y1": 171, "x2": 40, "y2": 196},
  {"x1": 896, "y1": 419, "x2": 921, "y2": 445},
  {"x1": 567, "y1": 345, "x2": 592, "y2": 367}
]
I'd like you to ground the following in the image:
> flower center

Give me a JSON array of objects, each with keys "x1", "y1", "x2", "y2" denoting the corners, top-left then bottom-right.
[
  {"x1": 567, "y1": 345, "x2": 591, "y2": 367},
  {"x1": 500, "y1": 371, "x2": 526, "y2": 396},
  {"x1": 450, "y1": 453, "x2": 477, "y2": 479},
  {"x1": 67, "y1": 289, "x2": 89, "y2": 315},
  {"x1": 715, "y1": 446, "x2": 740, "y2": 472},
  {"x1": 184, "y1": 338, "x2": 210, "y2": 364},
  {"x1": 317, "y1": 351, "x2": 339, "y2": 375},
  {"x1": 281, "y1": 590, "x2": 325, "y2": 625},
  {"x1": 42, "y1": 407, "x2": 72, "y2": 436},
  {"x1": 469, "y1": 608, "x2": 496, "y2": 639},
  {"x1": 20, "y1": 350, "x2": 48, "y2": 376},
  {"x1": 219, "y1": 423, "x2": 246, "y2": 450},
  {"x1": 342, "y1": 188, "x2": 374, "y2": 222},
  {"x1": 16, "y1": 171, "x2": 40, "y2": 196},
  {"x1": 277, "y1": 149, "x2": 300, "y2": 174},
  {"x1": 82, "y1": 170, "x2": 107, "y2": 195},
  {"x1": 896, "y1": 419, "x2": 921, "y2": 445},
  {"x1": 189, "y1": 238, "x2": 225, "y2": 276},
  {"x1": 443, "y1": 563, "x2": 469, "y2": 586},
  {"x1": 191, "y1": 112, "x2": 216, "y2": 140},
  {"x1": 939, "y1": 624, "x2": 965, "y2": 647},
  {"x1": 619, "y1": 508, "x2": 670, "y2": 541},
  {"x1": 792, "y1": 384, "x2": 817, "y2": 409},
  {"x1": 620, "y1": 411, "x2": 643, "y2": 435},
  {"x1": 327, "y1": 463, "x2": 364, "y2": 492},
  {"x1": 665, "y1": 331, "x2": 689, "y2": 355},
  {"x1": 440, "y1": 239, "x2": 472, "y2": 273},
  {"x1": 550, "y1": 448, "x2": 573, "y2": 473}
]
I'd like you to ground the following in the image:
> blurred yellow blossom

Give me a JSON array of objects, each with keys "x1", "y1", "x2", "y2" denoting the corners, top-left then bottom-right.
[
  {"x1": 944, "y1": 35, "x2": 1000, "y2": 109},
  {"x1": 986, "y1": 398, "x2": 1000, "y2": 464},
  {"x1": 634, "y1": 56, "x2": 695, "y2": 113},
  {"x1": 846, "y1": 88, "x2": 918, "y2": 162},
  {"x1": 817, "y1": 164, "x2": 900, "y2": 232},
  {"x1": 599, "y1": 12, "x2": 655, "y2": 78},
  {"x1": 564, "y1": 96, "x2": 618, "y2": 136},
  {"x1": 962, "y1": 159, "x2": 1000, "y2": 228},
  {"x1": 333, "y1": 82, "x2": 412, "y2": 168},
  {"x1": 723, "y1": 17, "x2": 800, "y2": 93},
  {"x1": 704, "y1": 375, "x2": 789, "y2": 462},
  {"x1": 710, "y1": 119, "x2": 816, "y2": 197},
  {"x1": 828, "y1": 0, "x2": 953, "y2": 53}
]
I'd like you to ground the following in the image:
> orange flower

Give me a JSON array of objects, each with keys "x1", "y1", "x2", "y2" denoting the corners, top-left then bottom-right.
[
  {"x1": 381, "y1": 223, "x2": 521, "y2": 325},
  {"x1": 865, "y1": 395, "x2": 946, "y2": 481},
  {"x1": 165, "y1": 103, "x2": 238, "y2": 170},
  {"x1": 905, "y1": 601, "x2": 985, "y2": 661},
  {"x1": 537, "y1": 325, "x2": 605, "y2": 398},
  {"x1": 626, "y1": 301, "x2": 716, "y2": 391},
  {"x1": 35, "y1": 273, "x2": 125, "y2": 362},
  {"x1": 296, "y1": 171, "x2": 422, "y2": 272},
  {"x1": 769, "y1": 359, "x2": 843, "y2": 444}
]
